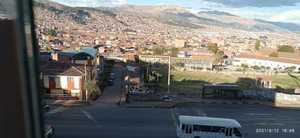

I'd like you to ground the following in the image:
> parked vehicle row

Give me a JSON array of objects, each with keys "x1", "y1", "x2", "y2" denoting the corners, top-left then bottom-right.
[
  {"x1": 128, "y1": 86, "x2": 154, "y2": 95},
  {"x1": 160, "y1": 95, "x2": 176, "y2": 102}
]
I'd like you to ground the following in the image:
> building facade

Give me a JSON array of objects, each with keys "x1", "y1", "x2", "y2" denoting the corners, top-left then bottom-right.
[{"x1": 232, "y1": 54, "x2": 300, "y2": 72}]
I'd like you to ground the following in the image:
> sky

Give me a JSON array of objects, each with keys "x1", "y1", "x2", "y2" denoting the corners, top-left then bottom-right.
[{"x1": 51, "y1": 0, "x2": 300, "y2": 24}]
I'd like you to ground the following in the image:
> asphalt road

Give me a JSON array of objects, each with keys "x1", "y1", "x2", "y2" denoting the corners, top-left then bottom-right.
[
  {"x1": 45, "y1": 65, "x2": 300, "y2": 138},
  {"x1": 174, "y1": 103, "x2": 300, "y2": 138}
]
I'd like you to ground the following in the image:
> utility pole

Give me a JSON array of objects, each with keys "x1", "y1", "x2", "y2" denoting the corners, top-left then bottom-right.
[
  {"x1": 85, "y1": 64, "x2": 88, "y2": 102},
  {"x1": 167, "y1": 56, "x2": 171, "y2": 94}
]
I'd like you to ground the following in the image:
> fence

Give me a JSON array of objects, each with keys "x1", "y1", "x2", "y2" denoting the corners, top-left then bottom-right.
[
  {"x1": 275, "y1": 93, "x2": 300, "y2": 107},
  {"x1": 243, "y1": 89, "x2": 300, "y2": 107},
  {"x1": 242, "y1": 89, "x2": 275, "y2": 101}
]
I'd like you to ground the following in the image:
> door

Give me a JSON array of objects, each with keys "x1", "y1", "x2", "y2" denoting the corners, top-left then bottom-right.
[
  {"x1": 49, "y1": 77, "x2": 56, "y2": 89},
  {"x1": 67, "y1": 77, "x2": 74, "y2": 91}
]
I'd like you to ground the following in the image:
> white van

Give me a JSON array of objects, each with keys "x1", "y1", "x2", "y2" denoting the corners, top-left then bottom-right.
[{"x1": 177, "y1": 115, "x2": 243, "y2": 138}]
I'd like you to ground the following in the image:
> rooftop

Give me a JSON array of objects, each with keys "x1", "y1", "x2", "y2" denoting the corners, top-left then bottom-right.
[
  {"x1": 179, "y1": 115, "x2": 241, "y2": 128},
  {"x1": 236, "y1": 52, "x2": 300, "y2": 65},
  {"x1": 40, "y1": 61, "x2": 85, "y2": 76}
]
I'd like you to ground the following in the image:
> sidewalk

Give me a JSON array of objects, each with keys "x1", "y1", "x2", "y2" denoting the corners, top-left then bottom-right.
[
  {"x1": 121, "y1": 98, "x2": 276, "y2": 109},
  {"x1": 178, "y1": 97, "x2": 274, "y2": 106},
  {"x1": 120, "y1": 101, "x2": 176, "y2": 108}
]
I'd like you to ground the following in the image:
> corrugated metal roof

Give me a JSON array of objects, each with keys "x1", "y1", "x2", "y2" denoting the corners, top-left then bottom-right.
[
  {"x1": 236, "y1": 52, "x2": 300, "y2": 65},
  {"x1": 63, "y1": 47, "x2": 97, "y2": 58}
]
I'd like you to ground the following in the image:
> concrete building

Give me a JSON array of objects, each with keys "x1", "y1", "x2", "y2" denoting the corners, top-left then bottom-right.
[
  {"x1": 184, "y1": 61, "x2": 213, "y2": 70},
  {"x1": 40, "y1": 62, "x2": 90, "y2": 100},
  {"x1": 232, "y1": 53, "x2": 300, "y2": 72},
  {"x1": 177, "y1": 51, "x2": 188, "y2": 58},
  {"x1": 174, "y1": 39, "x2": 186, "y2": 48}
]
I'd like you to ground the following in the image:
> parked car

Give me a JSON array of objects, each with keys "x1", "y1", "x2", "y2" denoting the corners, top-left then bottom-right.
[
  {"x1": 44, "y1": 125, "x2": 54, "y2": 138},
  {"x1": 43, "y1": 104, "x2": 50, "y2": 112},
  {"x1": 107, "y1": 79, "x2": 114, "y2": 86},
  {"x1": 110, "y1": 72, "x2": 115, "y2": 76},
  {"x1": 160, "y1": 95, "x2": 176, "y2": 102},
  {"x1": 128, "y1": 87, "x2": 146, "y2": 95}
]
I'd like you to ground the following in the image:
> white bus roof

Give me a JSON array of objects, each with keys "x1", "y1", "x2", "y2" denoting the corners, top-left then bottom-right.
[{"x1": 179, "y1": 115, "x2": 241, "y2": 128}]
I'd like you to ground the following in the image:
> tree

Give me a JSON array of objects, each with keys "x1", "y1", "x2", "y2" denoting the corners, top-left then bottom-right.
[
  {"x1": 252, "y1": 65, "x2": 260, "y2": 70},
  {"x1": 169, "y1": 48, "x2": 179, "y2": 57},
  {"x1": 255, "y1": 40, "x2": 261, "y2": 51},
  {"x1": 207, "y1": 43, "x2": 219, "y2": 54},
  {"x1": 269, "y1": 52, "x2": 278, "y2": 57},
  {"x1": 214, "y1": 50, "x2": 225, "y2": 64},
  {"x1": 84, "y1": 80, "x2": 101, "y2": 100},
  {"x1": 277, "y1": 45, "x2": 295, "y2": 53},
  {"x1": 241, "y1": 64, "x2": 249, "y2": 73},
  {"x1": 47, "y1": 28, "x2": 57, "y2": 36},
  {"x1": 45, "y1": 46, "x2": 52, "y2": 51},
  {"x1": 153, "y1": 47, "x2": 166, "y2": 55},
  {"x1": 285, "y1": 66, "x2": 297, "y2": 73}
]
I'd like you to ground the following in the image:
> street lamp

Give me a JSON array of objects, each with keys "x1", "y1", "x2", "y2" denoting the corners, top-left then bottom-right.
[{"x1": 167, "y1": 56, "x2": 171, "y2": 94}]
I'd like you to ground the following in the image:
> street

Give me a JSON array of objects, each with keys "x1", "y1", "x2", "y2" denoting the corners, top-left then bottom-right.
[
  {"x1": 45, "y1": 66, "x2": 300, "y2": 138},
  {"x1": 174, "y1": 104, "x2": 300, "y2": 138}
]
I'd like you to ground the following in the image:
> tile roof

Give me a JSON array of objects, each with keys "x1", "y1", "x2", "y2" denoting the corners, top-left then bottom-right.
[{"x1": 40, "y1": 61, "x2": 85, "y2": 76}]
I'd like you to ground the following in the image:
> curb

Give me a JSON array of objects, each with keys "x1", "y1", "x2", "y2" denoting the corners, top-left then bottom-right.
[
  {"x1": 120, "y1": 100, "x2": 279, "y2": 109},
  {"x1": 120, "y1": 102, "x2": 176, "y2": 109},
  {"x1": 197, "y1": 100, "x2": 268, "y2": 105},
  {"x1": 62, "y1": 101, "x2": 87, "y2": 107}
]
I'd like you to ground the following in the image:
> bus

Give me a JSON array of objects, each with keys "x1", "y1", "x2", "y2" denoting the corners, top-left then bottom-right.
[{"x1": 177, "y1": 115, "x2": 243, "y2": 138}]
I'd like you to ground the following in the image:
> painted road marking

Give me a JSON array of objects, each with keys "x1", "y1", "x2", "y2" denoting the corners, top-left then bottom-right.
[
  {"x1": 255, "y1": 122, "x2": 285, "y2": 126},
  {"x1": 244, "y1": 113, "x2": 272, "y2": 116},
  {"x1": 46, "y1": 107, "x2": 66, "y2": 115},
  {"x1": 81, "y1": 110, "x2": 102, "y2": 127}
]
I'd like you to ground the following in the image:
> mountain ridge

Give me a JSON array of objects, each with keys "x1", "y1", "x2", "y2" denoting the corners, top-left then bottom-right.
[{"x1": 35, "y1": 1, "x2": 300, "y2": 34}]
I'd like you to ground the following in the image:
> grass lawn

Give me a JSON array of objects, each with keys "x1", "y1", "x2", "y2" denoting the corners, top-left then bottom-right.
[
  {"x1": 171, "y1": 70, "x2": 300, "y2": 90},
  {"x1": 272, "y1": 75, "x2": 300, "y2": 89}
]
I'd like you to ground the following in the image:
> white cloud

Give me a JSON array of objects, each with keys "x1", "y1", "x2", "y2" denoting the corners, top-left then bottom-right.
[
  {"x1": 271, "y1": 10, "x2": 300, "y2": 24},
  {"x1": 52, "y1": 0, "x2": 128, "y2": 7},
  {"x1": 111, "y1": 0, "x2": 127, "y2": 5}
]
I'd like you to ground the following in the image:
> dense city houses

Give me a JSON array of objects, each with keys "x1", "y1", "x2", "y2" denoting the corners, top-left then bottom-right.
[{"x1": 34, "y1": 1, "x2": 300, "y2": 78}]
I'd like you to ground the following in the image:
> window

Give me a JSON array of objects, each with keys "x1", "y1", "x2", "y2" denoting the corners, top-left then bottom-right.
[
  {"x1": 234, "y1": 128, "x2": 242, "y2": 137},
  {"x1": 211, "y1": 126, "x2": 225, "y2": 133},
  {"x1": 55, "y1": 77, "x2": 61, "y2": 88},
  {"x1": 181, "y1": 124, "x2": 186, "y2": 131},
  {"x1": 193, "y1": 125, "x2": 211, "y2": 132},
  {"x1": 225, "y1": 128, "x2": 232, "y2": 136},
  {"x1": 193, "y1": 125, "x2": 201, "y2": 131},
  {"x1": 186, "y1": 125, "x2": 192, "y2": 134},
  {"x1": 182, "y1": 124, "x2": 192, "y2": 134},
  {"x1": 67, "y1": 76, "x2": 74, "y2": 81},
  {"x1": 193, "y1": 125, "x2": 225, "y2": 133},
  {"x1": 3, "y1": 0, "x2": 300, "y2": 138},
  {"x1": 1, "y1": 0, "x2": 44, "y2": 138}
]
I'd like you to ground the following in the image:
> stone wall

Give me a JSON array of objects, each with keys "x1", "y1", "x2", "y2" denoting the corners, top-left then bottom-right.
[
  {"x1": 275, "y1": 93, "x2": 300, "y2": 107},
  {"x1": 243, "y1": 89, "x2": 300, "y2": 107}
]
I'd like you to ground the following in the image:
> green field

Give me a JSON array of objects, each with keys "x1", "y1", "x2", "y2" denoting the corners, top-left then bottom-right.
[{"x1": 169, "y1": 71, "x2": 300, "y2": 91}]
